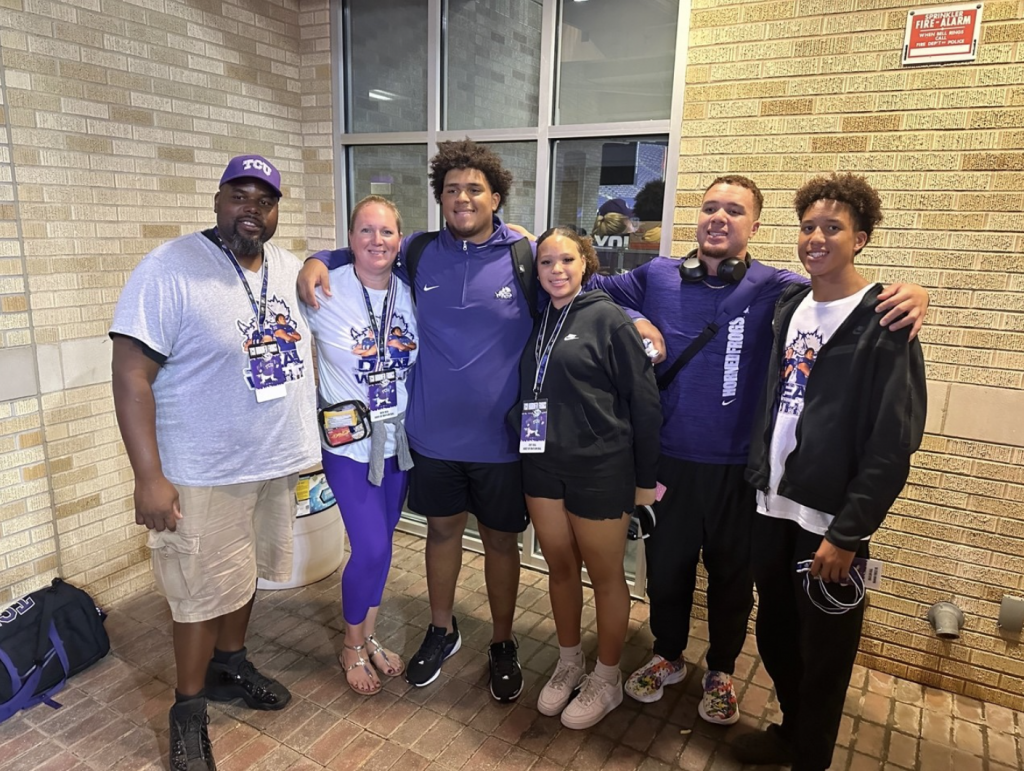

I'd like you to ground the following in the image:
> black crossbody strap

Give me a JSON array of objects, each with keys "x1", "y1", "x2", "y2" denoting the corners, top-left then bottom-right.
[{"x1": 656, "y1": 259, "x2": 773, "y2": 392}]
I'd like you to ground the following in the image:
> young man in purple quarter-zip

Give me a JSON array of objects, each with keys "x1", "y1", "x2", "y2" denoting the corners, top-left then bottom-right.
[{"x1": 585, "y1": 175, "x2": 929, "y2": 726}]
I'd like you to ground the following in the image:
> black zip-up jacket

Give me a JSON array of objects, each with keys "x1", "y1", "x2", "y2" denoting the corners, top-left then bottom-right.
[
  {"x1": 514, "y1": 290, "x2": 662, "y2": 488},
  {"x1": 745, "y1": 283, "x2": 927, "y2": 551}
]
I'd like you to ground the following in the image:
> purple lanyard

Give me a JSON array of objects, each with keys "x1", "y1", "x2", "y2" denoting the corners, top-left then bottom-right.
[
  {"x1": 532, "y1": 291, "x2": 581, "y2": 399},
  {"x1": 213, "y1": 229, "x2": 269, "y2": 334}
]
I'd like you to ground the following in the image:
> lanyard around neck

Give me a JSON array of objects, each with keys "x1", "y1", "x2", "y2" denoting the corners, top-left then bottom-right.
[
  {"x1": 358, "y1": 270, "x2": 398, "y2": 373},
  {"x1": 532, "y1": 291, "x2": 581, "y2": 399},
  {"x1": 213, "y1": 228, "x2": 269, "y2": 333}
]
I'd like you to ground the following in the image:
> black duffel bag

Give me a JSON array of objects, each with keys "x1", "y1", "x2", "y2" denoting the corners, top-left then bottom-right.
[{"x1": 0, "y1": 577, "x2": 110, "y2": 723}]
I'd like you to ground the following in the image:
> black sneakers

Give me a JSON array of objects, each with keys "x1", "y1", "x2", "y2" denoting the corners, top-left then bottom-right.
[
  {"x1": 205, "y1": 647, "x2": 291, "y2": 710},
  {"x1": 169, "y1": 697, "x2": 215, "y2": 771},
  {"x1": 406, "y1": 617, "x2": 462, "y2": 687},
  {"x1": 488, "y1": 638, "x2": 523, "y2": 703}
]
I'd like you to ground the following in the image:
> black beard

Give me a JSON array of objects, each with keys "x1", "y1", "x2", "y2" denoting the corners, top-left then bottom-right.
[{"x1": 228, "y1": 232, "x2": 265, "y2": 258}]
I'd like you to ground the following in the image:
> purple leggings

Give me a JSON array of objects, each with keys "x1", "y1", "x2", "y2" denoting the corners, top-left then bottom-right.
[{"x1": 320, "y1": 452, "x2": 408, "y2": 625}]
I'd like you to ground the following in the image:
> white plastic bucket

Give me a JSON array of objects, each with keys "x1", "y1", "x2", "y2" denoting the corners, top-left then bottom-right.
[{"x1": 257, "y1": 468, "x2": 344, "y2": 590}]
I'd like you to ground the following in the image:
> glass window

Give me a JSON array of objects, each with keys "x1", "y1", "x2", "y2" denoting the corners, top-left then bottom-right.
[
  {"x1": 480, "y1": 141, "x2": 538, "y2": 234},
  {"x1": 550, "y1": 136, "x2": 667, "y2": 273},
  {"x1": 348, "y1": 145, "x2": 430, "y2": 235},
  {"x1": 347, "y1": 0, "x2": 429, "y2": 133},
  {"x1": 556, "y1": 0, "x2": 679, "y2": 125},
  {"x1": 445, "y1": 0, "x2": 543, "y2": 130}
]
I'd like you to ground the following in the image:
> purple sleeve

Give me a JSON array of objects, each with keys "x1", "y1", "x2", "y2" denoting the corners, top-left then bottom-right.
[
  {"x1": 587, "y1": 262, "x2": 651, "y2": 320},
  {"x1": 308, "y1": 247, "x2": 354, "y2": 269}
]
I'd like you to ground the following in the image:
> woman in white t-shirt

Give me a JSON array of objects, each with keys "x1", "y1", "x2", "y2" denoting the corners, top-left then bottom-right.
[{"x1": 303, "y1": 196, "x2": 418, "y2": 696}]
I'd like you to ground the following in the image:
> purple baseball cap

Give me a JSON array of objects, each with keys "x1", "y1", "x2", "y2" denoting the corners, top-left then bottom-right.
[
  {"x1": 220, "y1": 155, "x2": 283, "y2": 197},
  {"x1": 598, "y1": 198, "x2": 633, "y2": 218}
]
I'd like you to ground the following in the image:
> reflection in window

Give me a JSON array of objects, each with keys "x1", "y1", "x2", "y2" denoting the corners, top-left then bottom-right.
[
  {"x1": 551, "y1": 137, "x2": 667, "y2": 273},
  {"x1": 446, "y1": 0, "x2": 543, "y2": 130},
  {"x1": 479, "y1": 142, "x2": 538, "y2": 235},
  {"x1": 348, "y1": 145, "x2": 429, "y2": 234},
  {"x1": 347, "y1": 0, "x2": 429, "y2": 133},
  {"x1": 556, "y1": 0, "x2": 679, "y2": 125}
]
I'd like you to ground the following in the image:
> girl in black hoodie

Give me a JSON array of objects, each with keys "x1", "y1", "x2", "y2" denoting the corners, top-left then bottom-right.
[{"x1": 516, "y1": 227, "x2": 661, "y2": 730}]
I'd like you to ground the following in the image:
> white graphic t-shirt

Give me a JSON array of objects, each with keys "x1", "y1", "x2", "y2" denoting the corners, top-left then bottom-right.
[
  {"x1": 302, "y1": 265, "x2": 417, "y2": 463},
  {"x1": 756, "y1": 284, "x2": 873, "y2": 535},
  {"x1": 110, "y1": 232, "x2": 319, "y2": 486}
]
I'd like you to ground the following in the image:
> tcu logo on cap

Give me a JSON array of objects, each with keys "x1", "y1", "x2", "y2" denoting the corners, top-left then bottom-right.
[{"x1": 242, "y1": 158, "x2": 273, "y2": 177}]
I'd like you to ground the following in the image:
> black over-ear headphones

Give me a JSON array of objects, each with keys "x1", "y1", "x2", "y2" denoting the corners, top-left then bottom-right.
[{"x1": 678, "y1": 248, "x2": 748, "y2": 284}]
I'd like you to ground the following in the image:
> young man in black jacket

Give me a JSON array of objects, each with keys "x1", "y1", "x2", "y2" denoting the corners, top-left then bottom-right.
[{"x1": 737, "y1": 173, "x2": 926, "y2": 771}]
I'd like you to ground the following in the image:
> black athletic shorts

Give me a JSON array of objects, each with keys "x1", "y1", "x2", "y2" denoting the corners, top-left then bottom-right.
[
  {"x1": 522, "y1": 456, "x2": 635, "y2": 521},
  {"x1": 408, "y1": 450, "x2": 528, "y2": 533}
]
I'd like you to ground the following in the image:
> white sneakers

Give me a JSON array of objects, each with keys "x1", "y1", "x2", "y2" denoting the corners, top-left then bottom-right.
[
  {"x1": 537, "y1": 658, "x2": 586, "y2": 716},
  {"x1": 559, "y1": 672, "x2": 623, "y2": 730}
]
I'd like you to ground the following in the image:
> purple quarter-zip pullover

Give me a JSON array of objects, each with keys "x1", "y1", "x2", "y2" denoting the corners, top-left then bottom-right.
[{"x1": 314, "y1": 217, "x2": 534, "y2": 463}]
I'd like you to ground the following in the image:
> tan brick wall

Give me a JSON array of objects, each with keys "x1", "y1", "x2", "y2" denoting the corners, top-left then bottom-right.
[
  {"x1": 680, "y1": 0, "x2": 1024, "y2": 709},
  {"x1": 0, "y1": 0, "x2": 334, "y2": 608}
]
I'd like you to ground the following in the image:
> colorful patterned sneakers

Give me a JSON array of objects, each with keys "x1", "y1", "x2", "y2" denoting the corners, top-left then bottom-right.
[
  {"x1": 699, "y1": 670, "x2": 740, "y2": 725},
  {"x1": 624, "y1": 654, "x2": 687, "y2": 703}
]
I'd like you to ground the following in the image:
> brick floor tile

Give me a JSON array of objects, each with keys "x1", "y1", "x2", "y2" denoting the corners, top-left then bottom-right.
[
  {"x1": 517, "y1": 714, "x2": 562, "y2": 756},
  {"x1": 620, "y1": 712, "x2": 661, "y2": 753},
  {"x1": 890, "y1": 702, "x2": 920, "y2": 736},
  {"x1": 359, "y1": 737, "x2": 407, "y2": 770},
  {"x1": 541, "y1": 726, "x2": 587, "y2": 765},
  {"x1": 836, "y1": 714, "x2": 855, "y2": 748},
  {"x1": 567, "y1": 734, "x2": 615, "y2": 770},
  {"x1": 922, "y1": 688, "x2": 953, "y2": 714},
  {"x1": 893, "y1": 680, "x2": 923, "y2": 708},
  {"x1": 636, "y1": 757, "x2": 671, "y2": 771},
  {"x1": 852, "y1": 720, "x2": 885, "y2": 758},
  {"x1": 434, "y1": 725, "x2": 488, "y2": 770},
  {"x1": 951, "y1": 719, "x2": 983, "y2": 755},
  {"x1": 985, "y1": 702, "x2": 1016, "y2": 735},
  {"x1": 848, "y1": 751, "x2": 882, "y2": 771},
  {"x1": 920, "y1": 709, "x2": 952, "y2": 744},
  {"x1": 918, "y1": 740, "x2": 954, "y2": 771},
  {"x1": 866, "y1": 671, "x2": 896, "y2": 697},
  {"x1": 952, "y1": 695, "x2": 984, "y2": 724},
  {"x1": 647, "y1": 721, "x2": 686, "y2": 765},
  {"x1": 252, "y1": 744, "x2": 304, "y2": 771},
  {"x1": 676, "y1": 733, "x2": 716, "y2": 771},
  {"x1": 885, "y1": 731, "x2": 917, "y2": 769},
  {"x1": 860, "y1": 692, "x2": 892, "y2": 725},
  {"x1": 826, "y1": 746, "x2": 848, "y2": 770},
  {"x1": 326, "y1": 730, "x2": 386, "y2": 771},
  {"x1": 306, "y1": 719, "x2": 364, "y2": 765},
  {"x1": 596, "y1": 745, "x2": 643, "y2": 771},
  {"x1": 987, "y1": 729, "x2": 1020, "y2": 768},
  {"x1": 404, "y1": 714, "x2": 458, "y2": 759},
  {"x1": 491, "y1": 703, "x2": 539, "y2": 745}
]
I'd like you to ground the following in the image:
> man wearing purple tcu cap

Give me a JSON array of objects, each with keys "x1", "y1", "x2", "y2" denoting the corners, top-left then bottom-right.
[{"x1": 110, "y1": 155, "x2": 318, "y2": 771}]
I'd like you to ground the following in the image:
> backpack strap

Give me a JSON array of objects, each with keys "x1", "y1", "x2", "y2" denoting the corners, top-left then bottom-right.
[
  {"x1": 403, "y1": 231, "x2": 537, "y2": 320},
  {"x1": 403, "y1": 231, "x2": 440, "y2": 304},
  {"x1": 509, "y1": 238, "x2": 538, "y2": 321},
  {"x1": 656, "y1": 260, "x2": 773, "y2": 392}
]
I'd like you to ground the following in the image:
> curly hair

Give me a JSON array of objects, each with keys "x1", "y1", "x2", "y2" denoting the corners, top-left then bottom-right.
[
  {"x1": 793, "y1": 173, "x2": 883, "y2": 246},
  {"x1": 705, "y1": 175, "x2": 764, "y2": 218},
  {"x1": 536, "y1": 226, "x2": 600, "y2": 283},
  {"x1": 633, "y1": 179, "x2": 665, "y2": 222},
  {"x1": 428, "y1": 139, "x2": 513, "y2": 206}
]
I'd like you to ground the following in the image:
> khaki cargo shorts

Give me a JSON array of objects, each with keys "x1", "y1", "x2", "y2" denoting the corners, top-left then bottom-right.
[{"x1": 147, "y1": 474, "x2": 299, "y2": 624}]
